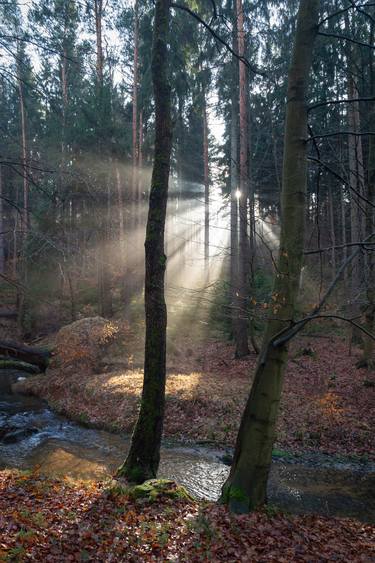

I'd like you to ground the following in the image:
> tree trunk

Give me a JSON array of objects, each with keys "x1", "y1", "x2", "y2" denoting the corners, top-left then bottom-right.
[
  {"x1": 94, "y1": 0, "x2": 104, "y2": 84},
  {"x1": 94, "y1": 0, "x2": 112, "y2": 318},
  {"x1": 360, "y1": 21, "x2": 375, "y2": 368},
  {"x1": 139, "y1": 109, "x2": 143, "y2": 195},
  {"x1": 230, "y1": 87, "x2": 241, "y2": 345},
  {"x1": 235, "y1": 0, "x2": 250, "y2": 358},
  {"x1": 17, "y1": 54, "x2": 29, "y2": 335},
  {"x1": 203, "y1": 88, "x2": 209, "y2": 266},
  {"x1": 220, "y1": 0, "x2": 319, "y2": 512},
  {"x1": 0, "y1": 340, "x2": 51, "y2": 371},
  {"x1": 328, "y1": 185, "x2": 336, "y2": 281},
  {"x1": 0, "y1": 164, "x2": 4, "y2": 274},
  {"x1": 132, "y1": 0, "x2": 139, "y2": 205},
  {"x1": 116, "y1": 0, "x2": 172, "y2": 483}
]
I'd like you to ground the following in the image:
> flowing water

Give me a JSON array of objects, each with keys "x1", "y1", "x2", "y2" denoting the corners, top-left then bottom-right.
[{"x1": 0, "y1": 371, "x2": 374, "y2": 523}]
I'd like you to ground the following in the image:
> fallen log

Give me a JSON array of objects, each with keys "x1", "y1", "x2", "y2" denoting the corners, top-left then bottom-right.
[
  {"x1": 0, "y1": 309, "x2": 17, "y2": 319},
  {"x1": 0, "y1": 360, "x2": 41, "y2": 374},
  {"x1": 0, "y1": 340, "x2": 51, "y2": 371}
]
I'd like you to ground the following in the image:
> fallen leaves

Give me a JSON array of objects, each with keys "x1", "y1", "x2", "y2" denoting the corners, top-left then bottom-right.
[
  {"x1": 14, "y1": 336, "x2": 375, "y2": 459},
  {"x1": 0, "y1": 470, "x2": 373, "y2": 562}
]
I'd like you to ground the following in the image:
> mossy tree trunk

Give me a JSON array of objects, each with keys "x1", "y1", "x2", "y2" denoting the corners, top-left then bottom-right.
[
  {"x1": 220, "y1": 0, "x2": 319, "y2": 512},
  {"x1": 116, "y1": 0, "x2": 172, "y2": 483}
]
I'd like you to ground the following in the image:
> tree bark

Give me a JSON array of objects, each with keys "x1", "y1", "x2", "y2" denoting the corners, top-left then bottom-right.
[
  {"x1": 203, "y1": 88, "x2": 209, "y2": 265},
  {"x1": 116, "y1": 0, "x2": 172, "y2": 483},
  {"x1": 235, "y1": 0, "x2": 250, "y2": 357},
  {"x1": 328, "y1": 185, "x2": 336, "y2": 281},
  {"x1": 94, "y1": 0, "x2": 112, "y2": 318},
  {"x1": 0, "y1": 164, "x2": 4, "y2": 274},
  {"x1": 220, "y1": 0, "x2": 319, "y2": 512},
  {"x1": 230, "y1": 86, "x2": 241, "y2": 346},
  {"x1": 139, "y1": 109, "x2": 143, "y2": 195},
  {"x1": 132, "y1": 0, "x2": 139, "y2": 204},
  {"x1": 360, "y1": 20, "x2": 375, "y2": 368},
  {"x1": 17, "y1": 53, "x2": 29, "y2": 335}
]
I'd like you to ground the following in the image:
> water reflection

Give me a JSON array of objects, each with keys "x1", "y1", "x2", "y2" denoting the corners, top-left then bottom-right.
[{"x1": 0, "y1": 390, "x2": 374, "y2": 523}]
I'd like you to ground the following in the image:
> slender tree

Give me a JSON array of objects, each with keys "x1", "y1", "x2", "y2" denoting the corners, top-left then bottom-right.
[
  {"x1": 116, "y1": 0, "x2": 172, "y2": 483},
  {"x1": 235, "y1": 0, "x2": 251, "y2": 358}
]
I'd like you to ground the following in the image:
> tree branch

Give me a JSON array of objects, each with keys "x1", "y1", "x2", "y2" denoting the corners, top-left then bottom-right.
[
  {"x1": 318, "y1": 30, "x2": 375, "y2": 49},
  {"x1": 308, "y1": 96, "x2": 375, "y2": 112},
  {"x1": 270, "y1": 232, "x2": 375, "y2": 349},
  {"x1": 308, "y1": 131, "x2": 375, "y2": 140},
  {"x1": 170, "y1": 3, "x2": 266, "y2": 76},
  {"x1": 308, "y1": 156, "x2": 375, "y2": 210}
]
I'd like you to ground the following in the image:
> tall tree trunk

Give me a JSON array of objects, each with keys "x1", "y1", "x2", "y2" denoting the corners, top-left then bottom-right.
[
  {"x1": 139, "y1": 109, "x2": 143, "y2": 195},
  {"x1": 94, "y1": 0, "x2": 112, "y2": 318},
  {"x1": 132, "y1": 0, "x2": 139, "y2": 205},
  {"x1": 345, "y1": 13, "x2": 365, "y2": 305},
  {"x1": 230, "y1": 88, "x2": 240, "y2": 345},
  {"x1": 230, "y1": 7, "x2": 248, "y2": 354},
  {"x1": 0, "y1": 164, "x2": 4, "y2": 274},
  {"x1": 116, "y1": 0, "x2": 172, "y2": 483},
  {"x1": 220, "y1": 0, "x2": 319, "y2": 512},
  {"x1": 94, "y1": 0, "x2": 103, "y2": 84},
  {"x1": 116, "y1": 165, "x2": 125, "y2": 262},
  {"x1": 235, "y1": 0, "x2": 250, "y2": 357},
  {"x1": 328, "y1": 185, "x2": 336, "y2": 281},
  {"x1": 360, "y1": 20, "x2": 375, "y2": 368},
  {"x1": 203, "y1": 88, "x2": 209, "y2": 265},
  {"x1": 17, "y1": 55, "x2": 29, "y2": 334}
]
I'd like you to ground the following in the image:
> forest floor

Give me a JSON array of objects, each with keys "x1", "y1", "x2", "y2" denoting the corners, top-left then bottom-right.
[
  {"x1": 15, "y1": 333, "x2": 375, "y2": 461},
  {"x1": 0, "y1": 469, "x2": 374, "y2": 562},
  {"x1": 3, "y1": 321, "x2": 375, "y2": 560}
]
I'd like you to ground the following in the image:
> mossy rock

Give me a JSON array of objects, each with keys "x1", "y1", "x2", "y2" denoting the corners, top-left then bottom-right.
[{"x1": 129, "y1": 479, "x2": 193, "y2": 502}]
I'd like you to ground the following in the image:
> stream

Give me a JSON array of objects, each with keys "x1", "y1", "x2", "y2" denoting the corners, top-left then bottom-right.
[{"x1": 0, "y1": 370, "x2": 374, "y2": 523}]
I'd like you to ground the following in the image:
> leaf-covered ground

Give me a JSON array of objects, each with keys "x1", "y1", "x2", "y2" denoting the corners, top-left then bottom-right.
[
  {"x1": 0, "y1": 469, "x2": 373, "y2": 562},
  {"x1": 15, "y1": 336, "x2": 374, "y2": 460}
]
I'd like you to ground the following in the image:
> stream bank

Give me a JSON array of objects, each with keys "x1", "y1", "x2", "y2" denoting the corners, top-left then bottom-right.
[{"x1": 0, "y1": 371, "x2": 374, "y2": 524}]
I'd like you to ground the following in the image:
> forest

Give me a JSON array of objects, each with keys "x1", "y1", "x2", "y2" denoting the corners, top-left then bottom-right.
[{"x1": 0, "y1": 0, "x2": 374, "y2": 560}]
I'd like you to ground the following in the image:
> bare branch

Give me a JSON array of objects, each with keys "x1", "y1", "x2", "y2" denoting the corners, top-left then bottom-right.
[
  {"x1": 305, "y1": 241, "x2": 375, "y2": 255},
  {"x1": 308, "y1": 96, "x2": 375, "y2": 112},
  {"x1": 308, "y1": 131, "x2": 375, "y2": 140},
  {"x1": 308, "y1": 156, "x2": 375, "y2": 210},
  {"x1": 270, "y1": 232, "x2": 375, "y2": 349},
  {"x1": 318, "y1": 30, "x2": 375, "y2": 49}
]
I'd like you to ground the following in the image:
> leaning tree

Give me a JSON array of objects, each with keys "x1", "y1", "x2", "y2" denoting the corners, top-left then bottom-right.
[{"x1": 221, "y1": 0, "x2": 320, "y2": 512}]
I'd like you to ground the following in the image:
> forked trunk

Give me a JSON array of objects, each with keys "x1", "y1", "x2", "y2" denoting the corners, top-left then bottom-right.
[{"x1": 220, "y1": 0, "x2": 319, "y2": 512}]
